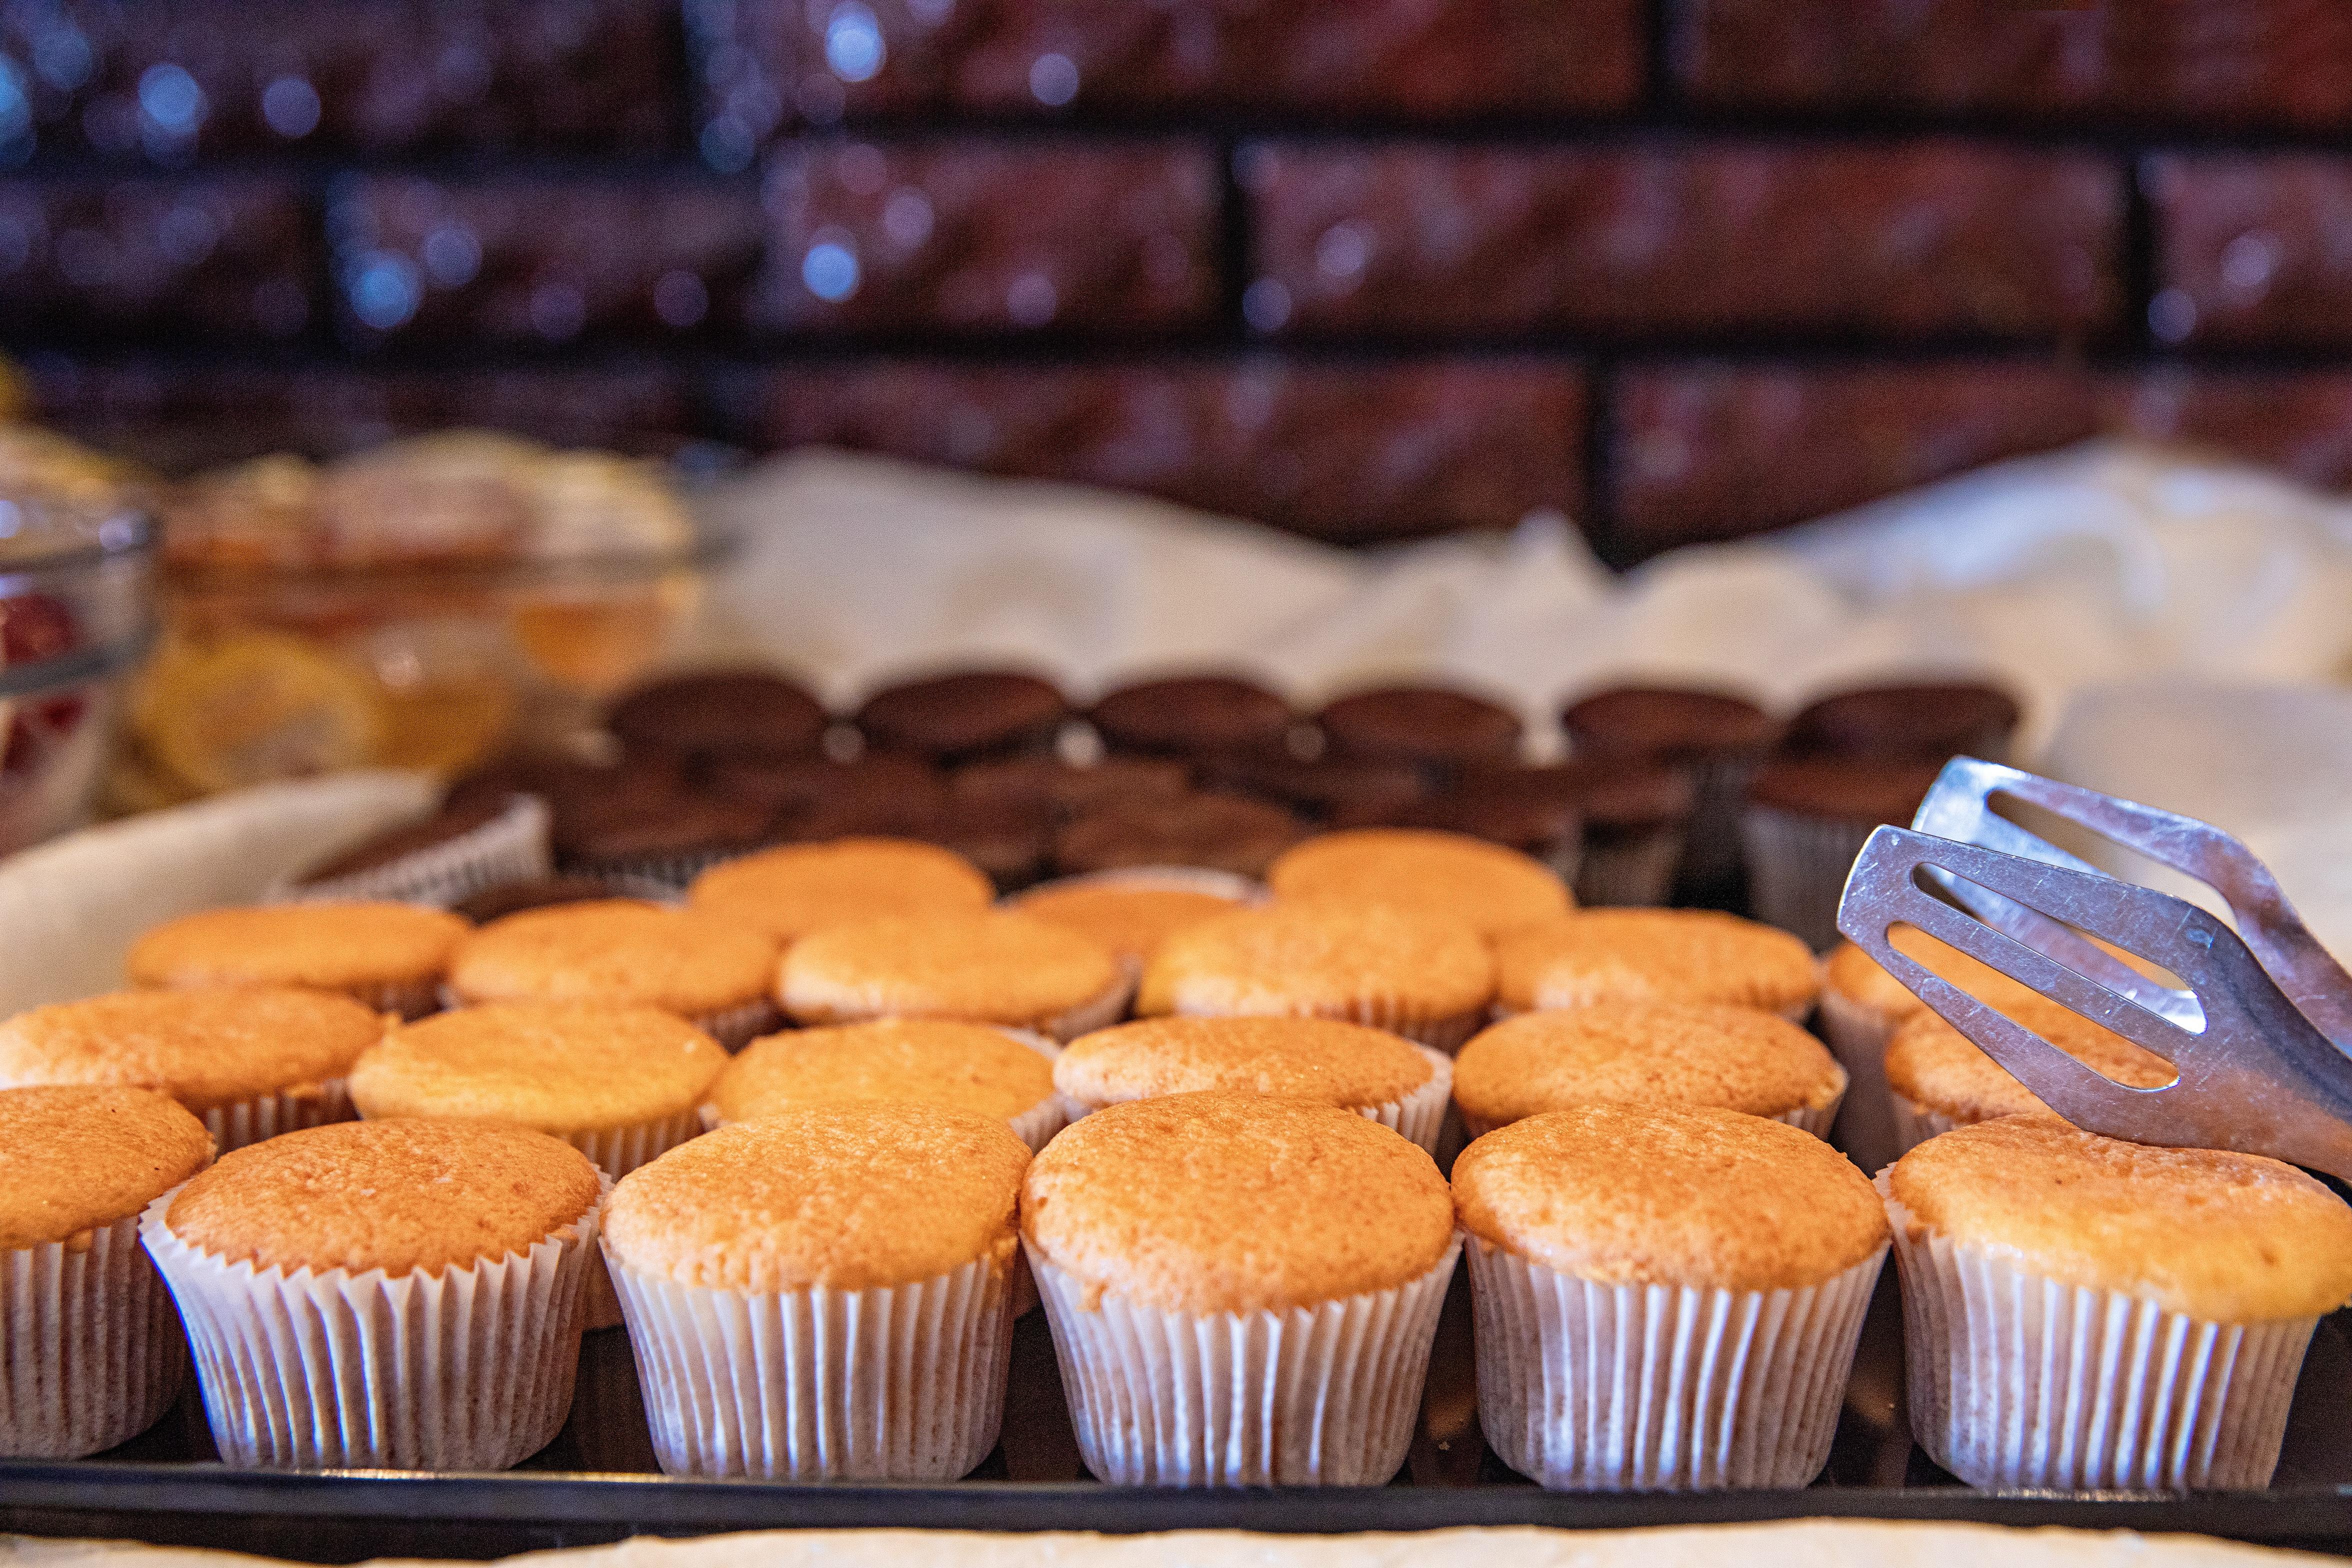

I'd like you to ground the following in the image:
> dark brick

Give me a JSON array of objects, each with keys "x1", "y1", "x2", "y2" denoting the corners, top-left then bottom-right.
[
  {"x1": 28, "y1": 360, "x2": 697, "y2": 472},
  {"x1": 1610, "y1": 362, "x2": 2097, "y2": 558},
  {"x1": 328, "y1": 175, "x2": 766, "y2": 344},
  {"x1": 2102, "y1": 370, "x2": 2352, "y2": 490},
  {"x1": 0, "y1": 177, "x2": 315, "y2": 341},
  {"x1": 748, "y1": 140, "x2": 1218, "y2": 336},
  {"x1": 0, "y1": 0, "x2": 678, "y2": 160},
  {"x1": 687, "y1": 0, "x2": 1638, "y2": 166},
  {"x1": 1672, "y1": 0, "x2": 2352, "y2": 130},
  {"x1": 1244, "y1": 140, "x2": 2121, "y2": 342},
  {"x1": 2142, "y1": 155, "x2": 2352, "y2": 350},
  {"x1": 744, "y1": 358, "x2": 1585, "y2": 543}
]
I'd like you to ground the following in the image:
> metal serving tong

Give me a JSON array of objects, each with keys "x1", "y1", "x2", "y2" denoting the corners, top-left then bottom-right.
[{"x1": 1836, "y1": 757, "x2": 2352, "y2": 1182}]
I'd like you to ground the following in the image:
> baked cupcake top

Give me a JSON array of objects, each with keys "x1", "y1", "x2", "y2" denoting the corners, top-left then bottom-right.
[
  {"x1": 603, "y1": 1104, "x2": 1030, "y2": 1292},
  {"x1": 0, "y1": 986, "x2": 388, "y2": 1110},
  {"x1": 1884, "y1": 994, "x2": 2178, "y2": 1124},
  {"x1": 1266, "y1": 828, "x2": 1572, "y2": 942},
  {"x1": 778, "y1": 911, "x2": 1118, "y2": 1028},
  {"x1": 1823, "y1": 925, "x2": 2044, "y2": 1022},
  {"x1": 349, "y1": 1002, "x2": 728, "y2": 1136},
  {"x1": 1022, "y1": 1092, "x2": 1452, "y2": 1314},
  {"x1": 1888, "y1": 1114, "x2": 2352, "y2": 1322},
  {"x1": 0, "y1": 1085, "x2": 214, "y2": 1250},
  {"x1": 1454, "y1": 1103, "x2": 1885, "y2": 1291},
  {"x1": 447, "y1": 900, "x2": 777, "y2": 1017},
  {"x1": 1010, "y1": 880, "x2": 1246, "y2": 964},
  {"x1": 707, "y1": 1018, "x2": 1056, "y2": 1125},
  {"x1": 164, "y1": 1119, "x2": 602, "y2": 1278},
  {"x1": 1055, "y1": 1016, "x2": 1432, "y2": 1113},
  {"x1": 1495, "y1": 908, "x2": 1820, "y2": 1014},
  {"x1": 688, "y1": 837, "x2": 994, "y2": 944},
  {"x1": 127, "y1": 902, "x2": 469, "y2": 992},
  {"x1": 1453, "y1": 1002, "x2": 1846, "y2": 1128},
  {"x1": 1138, "y1": 902, "x2": 1494, "y2": 1026}
]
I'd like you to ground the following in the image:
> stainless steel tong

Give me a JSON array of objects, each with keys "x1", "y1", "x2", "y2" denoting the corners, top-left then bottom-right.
[{"x1": 1835, "y1": 756, "x2": 2352, "y2": 1182}]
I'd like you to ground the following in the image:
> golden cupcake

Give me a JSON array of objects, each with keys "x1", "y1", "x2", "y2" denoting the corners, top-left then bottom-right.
[
  {"x1": 1267, "y1": 827, "x2": 1571, "y2": 942},
  {"x1": 1884, "y1": 1113, "x2": 2352, "y2": 1489},
  {"x1": 1020, "y1": 1092, "x2": 1456, "y2": 1486},
  {"x1": 1009, "y1": 873, "x2": 1250, "y2": 968},
  {"x1": 707, "y1": 1018, "x2": 1064, "y2": 1150},
  {"x1": 126, "y1": 901, "x2": 468, "y2": 1018},
  {"x1": 602, "y1": 1104, "x2": 1030, "y2": 1480},
  {"x1": 1137, "y1": 902, "x2": 1494, "y2": 1052},
  {"x1": 1494, "y1": 908, "x2": 1820, "y2": 1020},
  {"x1": 1456, "y1": 1104, "x2": 1886, "y2": 1490},
  {"x1": 0, "y1": 1086, "x2": 214, "y2": 1458},
  {"x1": 0, "y1": 986, "x2": 386, "y2": 1150},
  {"x1": 1054, "y1": 1016, "x2": 1450, "y2": 1156},
  {"x1": 142, "y1": 1118, "x2": 606, "y2": 1470},
  {"x1": 1882, "y1": 992, "x2": 2176, "y2": 1154},
  {"x1": 446, "y1": 900, "x2": 781, "y2": 1048},
  {"x1": 688, "y1": 837, "x2": 994, "y2": 946},
  {"x1": 778, "y1": 911, "x2": 1126, "y2": 1041},
  {"x1": 1452, "y1": 1002, "x2": 1846, "y2": 1138}
]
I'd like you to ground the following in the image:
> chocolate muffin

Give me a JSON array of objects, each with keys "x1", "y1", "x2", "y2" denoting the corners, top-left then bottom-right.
[
  {"x1": 1202, "y1": 754, "x2": 1426, "y2": 824},
  {"x1": 294, "y1": 799, "x2": 513, "y2": 886},
  {"x1": 1742, "y1": 757, "x2": 1947, "y2": 951},
  {"x1": 948, "y1": 757, "x2": 1191, "y2": 820},
  {"x1": 925, "y1": 798, "x2": 1055, "y2": 890},
  {"x1": 1089, "y1": 674, "x2": 1296, "y2": 758},
  {"x1": 1056, "y1": 791, "x2": 1306, "y2": 878},
  {"x1": 1782, "y1": 681, "x2": 2020, "y2": 764},
  {"x1": 556, "y1": 792, "x2": 776, "y2": 883},
  {"x1": 706, "y1": 754, "x2": 944, "y2": 820},
  {"x1": 1560, "y1": 686, "x2": 1776, "y2": 764},
  {"x1": 854, "y1": 670, "x2": 1070, "y2": 762},
  {"x1": 1456, "y1": 760, "x2": 1696, "y2": 907},
  {"x1": 607, "y1": 669, "x2": 829, "y2": 763},
  {"x1": 1316, "y1": 686, "x2": 1522, "y2": 771}
]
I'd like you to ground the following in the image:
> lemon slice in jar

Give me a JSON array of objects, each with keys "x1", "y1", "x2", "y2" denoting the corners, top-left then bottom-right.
[{"x1": 135, "y1": 631, "x2": 390, "y2": 792}]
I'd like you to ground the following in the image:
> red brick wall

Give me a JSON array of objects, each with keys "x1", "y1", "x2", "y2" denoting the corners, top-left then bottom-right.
[{"x1": 8, "y1": 0, "x2": 2352, "y2": 562}]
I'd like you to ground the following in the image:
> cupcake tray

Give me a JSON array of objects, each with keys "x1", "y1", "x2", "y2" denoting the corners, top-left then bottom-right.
[{"x1": 9, "y1": 1272, "x2": 2352, "y2": 1560}]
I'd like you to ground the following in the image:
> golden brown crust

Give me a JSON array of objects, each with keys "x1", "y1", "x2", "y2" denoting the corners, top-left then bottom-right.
[
  {"x1": 0, "y1": 1086, "x2": 214, "y2": 1249},
  {"x1": 126, "y1": 902, "x2": 469, "y2": 992},
  {"x1": 778, "y1": 912, "x2": 1120, "y2": 1028},
  {"x1": 164, "y1": 1118, "x2": 602, "y2": 1278},
  {"x1": 708, "y1": 1019, "x2": 1055, "y2": 1124},
  {"x1": 1822, "y1": 927, "x2": 2045, "y2": 1023},
  {"x1": 1452, "y1": 1002, "x2": 1844, "y2": 1128},
  {"x1": 1136, "y1": 902, "x2": 1494, "y2": 1027},
  {"x1": 1267, "y1": 828, "x2": 1572, "y2": 942},
  {"x1": 1494, "y1": 909, "x2": 1820, "y2": 1014},
  {"x1": 1054, "y1": 1016, "x2": 1432, "y2": 1112},
  {"x1": 447, "y1": 900, "x2": 778, "y2": 1016},
  {"x1": 1020, "y1": 1091, "x2": 1454, "y2": 1314},
  {"x1": 349, "y1": 1002, "x2": 728, "y2": 1134},
  {"x1": 1883, "y1": 994, "x2": 2177, "y2": 1125},
  {"x1": 1890, "y1": 1114, "x2": 2352, "y2": 1321},
  {"x1": 688, "y1": 838, "x2": 995, "y2": 944},
  {"x1": 0, "y1": 986, "x2": 388, "y2": 1110},
  {"x1": 602, "y1": 1104, "x2": 1031, "y2": 1292},
  {"x1": 1011, "y1": 884, "x2": 1244, "y2": 964},
  {"x1": 1454, "y1": 1104, "x2": 1886, "y2": 1290}
]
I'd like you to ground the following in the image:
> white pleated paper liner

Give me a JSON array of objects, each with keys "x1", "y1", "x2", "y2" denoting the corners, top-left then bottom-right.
[
  {"x1": 140, "y1": 1172, "x2": 610, "y2": 1471},
  {"x1": 1740, "y1": 804, "x2": 1878, "y2": 953},
  {"x1": 2, "y1": 1216, "x2": 186, "y2": 1458},
  {"x1": 1572, "y1": 829, "x2": 1684, "y2": 909},
  {"x1": 1460, "y1": 1070, "x2": 1846, "y2": 1145},
  {"x1": 266, "y1": 796, "x2": 552, "y2": 910},
  {"x1": 1466, "y1": 1234, "x2": 1884, "y2": 1490},
  {"x1": 1680, "y1": 754, "x2": 1760, "y2": 888},
  {"x1": 1040, "y1": 972, "x2": 1140, "y2": 1043},
  {"x1": 1814, "y1": 986, "x2": 1904, "y2": 1176},
  {"x1": 200, "y1": 1080, "x2": 356, "y2": 1154},
  {"x1": 1889, "y1": 1094, "x2": 1964, "y2": 1157},
  {"x1": 606, "y1": 1242, "x2": 1018, "y2": 1480},
  {"x1": 1058, "y1": 1044, "x2": 1454, "y2": 1160},
  {"x1": 1027, "y1": 1236, "x2": 1460, "y2": 1486},
  {"x1": 562, "y1": 1108, "x2": 708, "y2": 1334},
  {"x1": 1881, "y1": 1178, "x2": 2314, "y2": 1490}
]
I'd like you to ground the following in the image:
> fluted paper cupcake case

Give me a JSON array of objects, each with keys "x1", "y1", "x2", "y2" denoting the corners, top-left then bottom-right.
[
  {"x1": 1680, "y1": 754, "x2": 1761, "y2": 888},
  {"x1": 200, "y1": 1080, "x2": 356, "y2": 1154},
  {"x1": 561, "y1": 1108, "x2": 708, "y2": 1333},
  {"x1": 266, "y1": 796, "x2": 552, "y2": 910},
  {"x1": 1741, "y1": 804, "x2": 1878, "y2": 953},
  {"x1": 1027, "y1": 1236, "x2": 1460, "y2": 1486},
  {"x1": 1040, "y1": 972, "x2": 1140, "y2": 1042},
  {"x1": 1466, "y1": 1234, "x2": 1884, "y2": 1490},
  {"x1": 140, "y1": 1172, "x2": 610, "y2": 1471},
  {"x1": 560, "y1": 842, "x2": 763, "y2": 896},
  {"x1": 1881, "y1": 1178, "x2": 2314, "y2": 1490},
  {"x1": 1058, "y1": 1044, "x2": 1454, "y2": 1160},
  {"x1": 1888, "y1": 1094, "x2": 1964, "y2": 1156},
  {"x1": 606, "y1": 1242, "x2": 1018, "y2": 1480},
  {"x1": 1814, "y1": 986, "x2": 1905, "y2": 1176},
  {"x1": 2, "y1": 1216, "x2": 185, "y2": 1458},
  {"x1": 1572, "y1": 829, "x2": 1683, "y2": 909},
  {"x1": 1460, "y1": 1068, "x2": 1846, "y2": 1145}
]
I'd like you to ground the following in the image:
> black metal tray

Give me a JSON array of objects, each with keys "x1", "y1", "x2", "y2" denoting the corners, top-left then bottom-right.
[{"x1": 8, "y1": 1269, "x2": 2352, "y2": 1560}]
